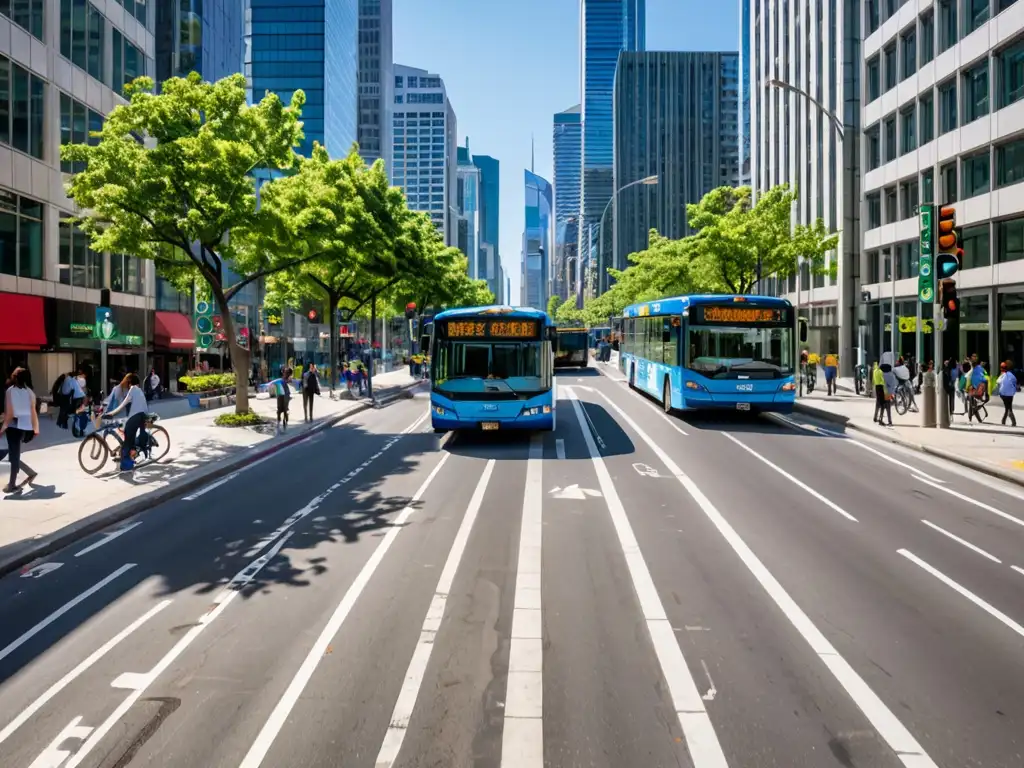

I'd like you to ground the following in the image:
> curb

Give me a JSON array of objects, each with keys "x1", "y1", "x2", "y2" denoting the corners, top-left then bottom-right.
[
  {"x1": 0, "y1": 379, "x2": 423, "y2": 579},
  {"x1": 792, "y1": 401, "x2": 1024, "y2": 489}
]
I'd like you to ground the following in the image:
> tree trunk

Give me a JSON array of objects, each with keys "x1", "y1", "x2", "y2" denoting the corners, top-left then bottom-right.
[
  {"x1": 327, "y1": 289, "x2": 339, "y2": 391},
  {"x1": 367, "y1": 293, "x2": 376, "y2": 400},
  {"x1": 210, "y1": 288, "x2": 250, "y2": 414}
]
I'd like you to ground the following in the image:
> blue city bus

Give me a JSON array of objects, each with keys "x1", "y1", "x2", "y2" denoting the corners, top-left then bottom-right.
[
  {"x1": 620, "y1": 294, "x2": 796, "y2": 413},
  {"x1": 553, "y1": 327, "x2": 589, "y2": 368},
  {"x1": 430, "y1": 306, "x2": 556, "y2": 431}
]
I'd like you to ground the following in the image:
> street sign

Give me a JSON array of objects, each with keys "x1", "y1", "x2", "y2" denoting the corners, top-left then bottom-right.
[
  {"x1": 918, "y1": 204, "x2": 934, "y2": 303},
  {"x1": 94, "y1": 307, "x2": 116, "y2": 340}
]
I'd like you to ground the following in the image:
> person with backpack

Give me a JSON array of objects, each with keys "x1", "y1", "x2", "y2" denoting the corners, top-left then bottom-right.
[
  {"x1": 301, "y1": 364, "x2": 321, "y2": 422},
  {"x1": 270, "y1": 367, "x2": 293, "y2": 430}
]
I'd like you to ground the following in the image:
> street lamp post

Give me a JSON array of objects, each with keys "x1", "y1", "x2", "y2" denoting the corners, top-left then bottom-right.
[{"x1": 597, "y1": 175, "x2": 658, "y2": 296}]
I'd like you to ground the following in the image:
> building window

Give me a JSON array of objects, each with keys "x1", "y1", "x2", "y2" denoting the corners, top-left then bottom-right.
[
  {"x1": 394, "y1": 75, "x2": 402, "y2": 88},
  {"x1": 997, "y1": 38, "x2": 1024, "y2": 110},
  {"x1": 112, "y1": 29, "x2": 145, "y2": 94},
  {"x1": 962, "y1": 151, "x2": 990, "y2": 197},
  {"x1": 902, "y1": 28, "x2": 917, "y2": 80},
  {"x1": 939, "y1": 78, "x2": 957, "y2": 133},
  {"x1": 896, "y1": 240, "x2": 920, "y2": 278},
  {"x1": 884, "y1": 115, "x2": 897, "y2": 162},
  {"x1": 58, "y1": 217, "x2": 103, "y2": 288},
  {"x1": 60, "y1": 0, "x2": 105, "y2": 81},
  {"x1": 963, "y1": 0, "x2": 988, "y2": 37},
  {"x1": 941, "y1": 162, "x2": 958, "y2": 202},
  {"x1": 997, "y1": 137, "x2": 1024, "y2": 187},
  {"x1": 867, "y1": 56, "x2": 881, "y2": 101},
  {"x1": 923, "y1": 168, "x2": 935, "y2": 202},
  {"x1": 900, "y1": 178, "x2": 920, "y2": 218},
  {"x1": 1, "y1": 56, "x2": 46, "y2": 160},
  {"x1": 867, "y1": 250, "x2": 880, "y2": 283},
  {"x1": 0, "y1": 188, "x2": 44, "y2": 279},
  {"x1": 867, "y1": 0, "x2": 880, "y2": 33},
  {"x1": 111, "y1": 253, "x2": 144, "y2": 294},
  {"x1": 921, "y1": 12, "x2": 935, "y2": 64},
  {"x1": 901, "y1": 104, "x2": 916, "y2": 154},
  {"x1": 60, "y1": 92, "x2": 103, "y2": 173},
  {"x1": 867, "y1": 192, "x2": 882, "y2": 229},
  {"x1": 884, "y1": 185, "x2": 898, "y2": 222},
  {"x1": 116, "y1": 0, "x2": 146, "y2": 25},
  {"x1": 919, "y1": 91, "x2": 935, "y2": 144},
  {"x1": 996, "y1": 217, "x2": 1024, "y2": 263},
  {"x1": 938, "y1": 0, "x2": 958, "y2": 52},
  {"x1": 963, "y1": 60, "x2": 989, "y2": 123},
  {"x1": 1, "y1": 0, "x2": 44, "y2": 39},
  {"x1": 960, "y1": 223, "x2": 991, "y2": 268},
  {"x1": 866, "y1": 124, "x2": 881, "y2": 169},
  {"x1": 884, "y1": 44, "x2": 898, "y2": 91}
]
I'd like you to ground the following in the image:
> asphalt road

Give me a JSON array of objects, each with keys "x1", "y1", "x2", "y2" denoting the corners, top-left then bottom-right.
[{"x1": 1, "y1": 365, "x2": 1022, "y2": 768}]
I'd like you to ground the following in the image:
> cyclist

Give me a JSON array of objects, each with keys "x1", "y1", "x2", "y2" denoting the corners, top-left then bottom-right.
[
  {"x1": 893, "y1": 356, "x2": 917, "y2": 412},
  {"x1": 102, "y1": 373, "x2": 149, "y2": 471}
]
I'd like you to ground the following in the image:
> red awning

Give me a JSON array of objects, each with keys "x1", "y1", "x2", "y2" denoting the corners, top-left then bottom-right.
[
  {"x1": 0, "y1": 292, "x2": 47, "y2": 349},
  {"x1": 154, "y1": 311, "x2": 195, "y2": 349}
]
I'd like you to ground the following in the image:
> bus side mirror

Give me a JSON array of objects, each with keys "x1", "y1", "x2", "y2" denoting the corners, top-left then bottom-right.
[{"x1": 798, "y1": 318, "x2": 808, "y2": 344}]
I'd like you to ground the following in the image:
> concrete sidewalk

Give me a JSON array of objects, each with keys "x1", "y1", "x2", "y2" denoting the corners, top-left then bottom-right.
[
  {"x1": 793, "y1": 385, "x2": 1024, "y2": 486},
  {"x1": 0, "y1": 368, "x2": 422, "y2": 576}
]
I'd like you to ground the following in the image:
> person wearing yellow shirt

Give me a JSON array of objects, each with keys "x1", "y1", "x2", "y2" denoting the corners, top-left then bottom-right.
[{"x1": 823, "y1": 352, "x2": 839, "y2": 396}]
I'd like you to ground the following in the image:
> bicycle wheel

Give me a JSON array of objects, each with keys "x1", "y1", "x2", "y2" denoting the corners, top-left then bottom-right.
[
  {"x1": 146, "y1": 425, "x2": 171, "y2": 462},
  {"x1": 78, "y1": 433, "x2": 110, "y2": 474},
  {"x1": 894, "y1": 388, "x2": 909, "y2": 416}
]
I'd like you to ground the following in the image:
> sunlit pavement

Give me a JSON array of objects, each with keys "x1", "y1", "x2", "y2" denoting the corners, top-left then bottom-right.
[{"x1": 2, "y1": 366, "x2": 1023, "y2": 768}]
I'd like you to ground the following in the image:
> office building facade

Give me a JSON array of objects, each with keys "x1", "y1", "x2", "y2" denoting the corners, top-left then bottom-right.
[
  {"x1": 455, "y1": 140, "x2": 482, "y2": 279},
  {"x1": 612, "y1": 51, "x2": 741, "y2": 290},
  {"x1": 356, "y1": 0, "x2": 392, "y2": 171},
  {"x1": 522, "y1": 170, "x2": 553, "y2": 310},
  {"x1": 392, "y1": 64, "x2": 457, "y2": 245},
  {"x1": 472, "y1": 152, "x2": 501, "y2": 297},
  {"x1": 739, "y1": 0, "x2": 753, "y2": 184},
  {"x1": 859, "y1": 0, "x2": 1024, "y2": 372},
  {"x1": 245, "y1": 0, "x2": 358, "y2": 158},
  {"x1": 553, "y1": 104, "x2": 581, "y2": 301},
  {"x1": 579, "y1": 0, "x2": 645, "y2": 297},
  {"x1": 1, "y1": 0, "x2": 161, "y2": 388},
  {"x1": 157, "y1": 0, "x2": 243, "y2": 85},
  {"x1": 749, "y1": 0, "x2": 861, "y2": 369}
]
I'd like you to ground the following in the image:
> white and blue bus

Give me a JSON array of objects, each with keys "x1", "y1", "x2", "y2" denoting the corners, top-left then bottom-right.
[
  {"x1": 430, "y1": 306, "x2": 556, "y2": 432},
  {"x1": 620, "y1": 294, "x2": 797, "y2": 414}
]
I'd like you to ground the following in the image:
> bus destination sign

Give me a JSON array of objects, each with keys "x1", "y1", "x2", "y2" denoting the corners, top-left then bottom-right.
[
  {"x1": 443, "y1": 319, "x2": 540, "y2": 339},
  {"x1": 697, "y1": 306, "x2": 789, "y2": 325}
]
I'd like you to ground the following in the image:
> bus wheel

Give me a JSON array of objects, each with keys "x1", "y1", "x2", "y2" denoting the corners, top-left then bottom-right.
[{"x1": 663, "y1": 379, "x2": 672, "y2": 413}]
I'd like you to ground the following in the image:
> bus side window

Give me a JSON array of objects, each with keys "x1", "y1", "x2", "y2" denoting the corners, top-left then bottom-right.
[{"x1": 664, "y1": 319, "x2": 679, "y2": 366}]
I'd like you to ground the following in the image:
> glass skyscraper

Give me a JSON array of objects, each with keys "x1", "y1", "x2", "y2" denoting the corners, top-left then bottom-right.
[
  {"x1": 156, "y1": 0, "x2": 243, "y2": 85},
  {"x1": 357, "y1": 0, "x2": 393, "y2": 172},
  {"x1": 738, "y1": 0, "x2": 751, "y2": 185},
  {"x1": 612, "y1": 52, "x2": 740, "y2": 288},
  {"x1": 522, "y1": 170, "x2": 553, "y2": 310},
  {"x1": 245, "y1": 0, "x2": 358, "y2": 158},
  {"x1": 579, "y1": 0, "x2": 644, "y2": 298},
  {"x1": 472, "y1": 153, "x2": 501, "y2": 299},
  {"x1": 553, "y1": 105, "x2": 581, "y2": 302}
]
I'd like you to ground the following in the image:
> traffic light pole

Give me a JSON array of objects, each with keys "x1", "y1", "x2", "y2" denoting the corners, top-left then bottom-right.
[{"x1": 934, "y1": 302, "x2": 949, "y2": 428}]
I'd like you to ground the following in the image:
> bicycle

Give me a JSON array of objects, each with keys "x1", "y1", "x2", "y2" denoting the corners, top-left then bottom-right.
[
  {"x1": 78, "y1": 408, "x2": 170, "y2": 474},
  {"x1": 893, "y1": 380, "x2": 918, "y2": 416},
  {"x1": 854, "y1": 364, "x2": 868, "y2": 396}
]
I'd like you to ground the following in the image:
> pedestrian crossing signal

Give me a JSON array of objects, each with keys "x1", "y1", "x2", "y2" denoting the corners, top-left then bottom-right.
[
  {"x1": 939, "y1": 279, "x2": 959, "y2": 320},
  {"x1": 935, "y1": 206, "x2": 961, "y2": 279}
]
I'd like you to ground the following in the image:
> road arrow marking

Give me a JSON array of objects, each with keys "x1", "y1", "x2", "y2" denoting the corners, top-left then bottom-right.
[
  {"x1": 21, "y1": 562, "x2": 63, "y2": 579},
  {"x1": 632, "y1": 462, "x2": 661, "y2": 478},
  {"x1": 700, "y1": 660, "x2": 717, "y2": 701},
  {"x1": 548, "y1": 484, "x2": 602, "y2": 500}
]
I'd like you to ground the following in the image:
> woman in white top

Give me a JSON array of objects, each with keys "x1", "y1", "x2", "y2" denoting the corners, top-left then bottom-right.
[
  {"x1": 1, "y1": 368, "x2": 40, "y2": 493},
  {"x1": 102, "y1": 373, "x2": 149, "y2": 469}
]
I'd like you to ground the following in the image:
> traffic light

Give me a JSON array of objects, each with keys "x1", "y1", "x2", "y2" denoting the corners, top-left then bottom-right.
[
  {"x1": 939, "y1": 278, "x2": 959, "y2": 320},
  {"x1": 935, "y1": 205, "x2": 961, "y2": 279},
  {"x1": 405, "y1": 302, "x2": 417, "y2": 320}
]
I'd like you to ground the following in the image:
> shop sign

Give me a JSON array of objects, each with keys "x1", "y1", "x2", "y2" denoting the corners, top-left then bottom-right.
[
  {"x1": 122, "y1": 334, "x2": 143, "y2": 346},
  {"x1": 69, "y1": 322, "x2": 94, "y2": 337},
  {"x1": 95, "y1": 307, "x2": 116, "y2": 340}
]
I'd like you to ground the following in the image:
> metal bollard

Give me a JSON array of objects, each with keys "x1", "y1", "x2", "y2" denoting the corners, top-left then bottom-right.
[{"x1": 921, "y1": 369, "x2": 936, "y2": 428}]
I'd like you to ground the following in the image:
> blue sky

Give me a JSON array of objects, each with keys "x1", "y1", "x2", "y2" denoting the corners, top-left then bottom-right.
[{"x1": 392, "y1": 0, "x2": 739, "y2": 302}]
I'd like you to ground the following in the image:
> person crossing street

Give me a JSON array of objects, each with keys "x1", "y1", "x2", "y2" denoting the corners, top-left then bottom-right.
[{"x1": 301, "y1": 364, "x2": 321, "y2": 422}]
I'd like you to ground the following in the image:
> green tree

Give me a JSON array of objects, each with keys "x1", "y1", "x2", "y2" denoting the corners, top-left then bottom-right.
[
  {"x1": 61, "y1": 73, "x2": 309, "y2": 413},
  {"x1": 547, "y1": 295, "x2": 562, "y2": 318}
]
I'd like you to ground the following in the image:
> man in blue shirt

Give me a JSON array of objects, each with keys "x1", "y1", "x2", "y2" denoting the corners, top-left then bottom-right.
[{"x1": 997, "y1": 362, "x2": 1018, "y2": 427}]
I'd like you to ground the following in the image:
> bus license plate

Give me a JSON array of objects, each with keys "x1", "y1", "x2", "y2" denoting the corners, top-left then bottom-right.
[
  {"x1": 736, "y1": 403, "x2": 751, "y2": 411},
  {"x1": 481, "y1": 422, "x2": 500, "y2": 430}
]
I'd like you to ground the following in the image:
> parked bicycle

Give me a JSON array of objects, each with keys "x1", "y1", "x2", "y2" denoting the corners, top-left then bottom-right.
[
  {"x1": 854, "y1": 363, "x2": 869, "y2": 396},
  {"x1": 77, "y1": 407, "x2": 170, "y2": 474},
  {"x1": 893, "y1": 380, "x2": 918, "y2": 416}
]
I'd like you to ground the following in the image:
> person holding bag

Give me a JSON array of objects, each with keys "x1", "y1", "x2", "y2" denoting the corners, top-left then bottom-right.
[{"x1": 1, "y1": 368, "x2": 40, "y2": 493}]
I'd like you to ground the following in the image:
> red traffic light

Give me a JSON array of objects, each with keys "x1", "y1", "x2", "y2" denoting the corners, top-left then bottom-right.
[
  {"x1": 308, "y1": 309, "x2": 318, "y2": 321},
  {"x1": 939, "y1": 279, "x2": 960, "y2": 319},
  {"x1": 406, "y1": 302, "x2": 417, "y2": 310}
]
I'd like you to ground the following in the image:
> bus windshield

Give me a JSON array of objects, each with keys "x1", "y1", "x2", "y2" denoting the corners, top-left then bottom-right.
[
  {"x1": 433, "y1": 340, "x2": 548, "y2": 396},
  {"x1": 687, "y1": 325, "x2": 794, "y2": 379}
]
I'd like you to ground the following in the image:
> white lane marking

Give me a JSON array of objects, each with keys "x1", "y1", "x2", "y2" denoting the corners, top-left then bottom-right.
[
  {"x1": 0, "y1": 600, "x2": 171, "y2": 746},
  {"x1": 594, "y1": 389, "x2": 938, "y2": 768},
  {"x1": 720, "y1": 433, "x2": 858, "y2": 523},
  {"x1": 920, "y1": 520, "x2": 1002, "y2": 563},
  {"x1": 555, "y1": 438, "x2": 565, "y2": 460},
  {"x1": 27, "y1": 716, "x2": 94, "y2": 768},
  {"x1": 20, "y1": 562, "x2": 63, "y2": 579},
  {"x1": 913, "y1": 475, "x2": 1024, "y2": 529},
  {"x1": 899, "y1": 549, "x2": 1024, "y2": 640},
  {"x1": 847, "y1": 440, "x2": 945, "y2": 484},
  {"x1": 183, "y1": 448, "x2": 283, "y2": 501},
  {"x1": 1012, "y1": 565, "x2": 1024, "y2": 578},
  {"x1": 0, "y1": 564, "x2": 136, "y2": 665},
  {"x1": 501, "y1": 437, "x2": 544, "y2": 768},
  {"x1": 548, "y1": 484, "x2": 601, "y2": 500},
  {"x1": 63, "y1": 535, "x2": 294, "y2": 768},
  {"x1": 566, "y1": 388, "x2": 728, "y2": 768},
  {"x1": 699, "y1": 660, "x2": 717, "y2": 701},
  {"x1": 375, "y1": 459, "x2": 495, "y2": 767},
  {"x1": 238, "y1": 452, "x2": 452, "y2": 768},
  {"x1": 75, "y1": 522, "x2": 143, "y2": 557}
]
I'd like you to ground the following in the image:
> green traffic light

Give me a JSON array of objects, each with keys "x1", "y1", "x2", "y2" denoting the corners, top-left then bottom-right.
[{"x1": 935, "y1": 253, "x2": 960, "y2": 279}]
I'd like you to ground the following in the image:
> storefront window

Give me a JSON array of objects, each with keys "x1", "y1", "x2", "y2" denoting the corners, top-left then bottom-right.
[
  {"x1": 998, "y1": 291, "x2": 1024, "y2": 373},
  {"x1": 0, "y1": 188, "x2": 44, "y2": 278},
  {"x1": 959, "y1": 293, "x2": 990, "y2": 363}
]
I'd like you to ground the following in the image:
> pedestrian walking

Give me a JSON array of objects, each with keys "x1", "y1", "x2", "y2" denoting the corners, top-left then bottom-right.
[
  {"x1": 146, "y1": 368, "x2": 161, "y2": 400},
  {"x1": 1, "y1": 367, "x2": 40, "y2": 493},
  {"x1": 348, "y1": 358, "x2": 366, "y2": 396},
  {"x1": 872, "y1": 361, "x2": 893, "y2": 426},
  {"x1": 823, "y1": 351, "x2": 838, "y2": 396},
  {"x1": 101, "y1": 373, "x2": 149, "y2": 471},
  {"x1": 997, "y1": 362, "x2": 1019, "y2": 427},
  {"x1": 271, "y1": 367, "x2": 293, "y2": 430},
  {"x1": 301, "y1": 364, "x2": 321, "y2": 422},
  {"x1": 942, "y1": 358, "x2": 958, "y2": 419},
  {"x1": 967, "y1": 359, "x2": 988, "y2": 423}
]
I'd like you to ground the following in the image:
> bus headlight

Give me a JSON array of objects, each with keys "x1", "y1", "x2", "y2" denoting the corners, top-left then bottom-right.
[
  {"x1": 685, "y1": 380, "x2": 706, "y2": 391},
  {"x1": 780, "y1": 382, "x2": 796, "y2": 392},
  {"x1": 521, "y1": 406, "x2": 543, "y2": 417},
  {"x1": 433, "y1": 404, "x2": 446, "y2": 416}
]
